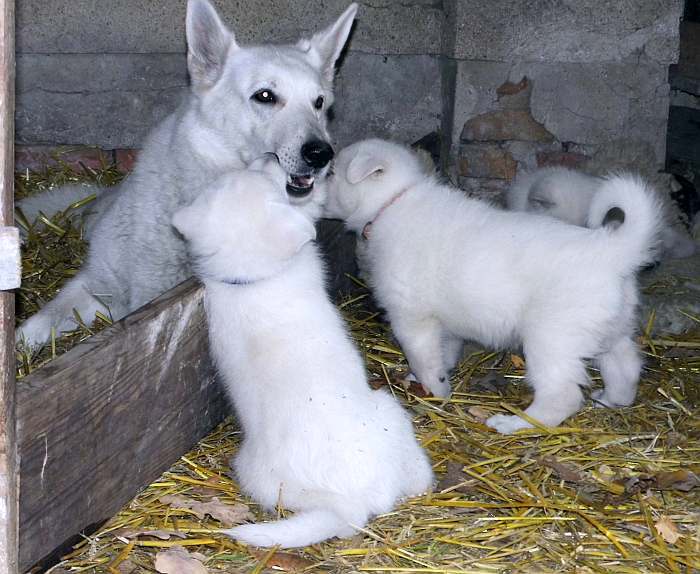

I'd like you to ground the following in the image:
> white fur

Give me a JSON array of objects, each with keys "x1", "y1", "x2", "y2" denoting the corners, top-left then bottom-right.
[
  {"x1": 172, "y1": 162, "x2": 433, "y2": 547},
  {"x1": 506, "y1": 166, "x2": 697, "y2": 261},
  {"x1": 325, "y1": 139, "x2": 662, "y2": 434},
  {"x1": 16, "y1": 0, "x2": 358, "y2": 348}
]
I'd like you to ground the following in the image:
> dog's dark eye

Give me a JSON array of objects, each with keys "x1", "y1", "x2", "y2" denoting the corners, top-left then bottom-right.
[
  {"x1": 314, "y1": 95, "x2": 324, "y2": 110},
  {"x1": 253, "y1": 89, "x2": 277, "y2": 104}
]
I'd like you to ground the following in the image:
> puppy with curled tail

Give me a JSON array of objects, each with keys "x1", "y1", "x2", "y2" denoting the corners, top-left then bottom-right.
[
  {"x1": 172, "y1": 159, "x2": 433, "y2": 548},
  {"x1": 324, "y1": 139, "x2": 661, "y2": 434}
]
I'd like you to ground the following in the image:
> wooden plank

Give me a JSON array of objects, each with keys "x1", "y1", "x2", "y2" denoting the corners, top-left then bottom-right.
[
  {"x1": 0, "y1": 0, "x2": 17, "y2": 572},
  {"x1": 678, "y1": 21, "x2": 700, "y2": 81},
  {"x1": 666, "y1": 106, "x2": 700, "y2": 166},
  {"x1": 16, "y1": 278, "x2": 229, "y2": 572}
]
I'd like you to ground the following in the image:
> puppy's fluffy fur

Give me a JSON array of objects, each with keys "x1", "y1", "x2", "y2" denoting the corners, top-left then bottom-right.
[
  {"x1": 506, "y1": 166, "x2": 697, "y2": 261},
  {"x1": 325, "y1": 139, "x2": 661, "y2": 434},
  {"x1": 172, "y1": 162, "x2": 433, "y2": 547}
]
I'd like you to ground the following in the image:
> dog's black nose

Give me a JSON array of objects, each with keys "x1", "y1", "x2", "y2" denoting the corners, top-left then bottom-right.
[{"x1": 301, "y1": 140, "x2": 334, "y2": 169}]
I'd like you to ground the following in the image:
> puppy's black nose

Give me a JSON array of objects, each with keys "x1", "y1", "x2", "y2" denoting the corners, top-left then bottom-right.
[{"x1": 301, "y1": 140, "x2": 334, "y2": 169}]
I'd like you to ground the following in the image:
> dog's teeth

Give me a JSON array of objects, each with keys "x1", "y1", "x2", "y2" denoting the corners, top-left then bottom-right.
[{"x1": 287, "y1": 174, "x2": 294, "y2": 184}]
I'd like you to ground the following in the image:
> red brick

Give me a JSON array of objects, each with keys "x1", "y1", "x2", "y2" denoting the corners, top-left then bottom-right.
[
  {"x1": 114, "y1": 149, "x2": 138, "y2": 173},
  {"x1": 536, "y1": 150, "x2": 588, "y2": 169},
  {"x1": 496, "y1": 76, "x2": 529, "y2": 96},
  {"x1": 458, "y1": 144, "x2": 517, "y2": 180},
  {"x1": 458, "y1": 176, "x2": 510, "y2": 199},
  {"x1": 15, "y1": 145, "x2": 110, "y2": 173},
  {"x1": 462, "y1": 110, "x2": 554, "y2": 143}
]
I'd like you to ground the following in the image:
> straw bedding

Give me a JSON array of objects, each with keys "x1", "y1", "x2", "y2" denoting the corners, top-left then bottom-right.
[
  {"x1": 15, "y1": 154, "x2": 123, "y2": 377},
  {"x1": 18, "y1": 163, "x2": 700, "y2": 574}
]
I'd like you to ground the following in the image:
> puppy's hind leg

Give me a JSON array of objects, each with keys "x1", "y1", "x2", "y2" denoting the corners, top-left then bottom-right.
[
  {"x1": 391, "y1": 315, "x2": 451, "y2": 398},
  {"x1": 487, "y1": 344, "x2": 588, "y2": 434},
  {"x1": 17, "y1": 270, "x2": 111, "y2": 349},
  {"x1": 592, "y1": 337, "x2": 641, "y2": 408}
]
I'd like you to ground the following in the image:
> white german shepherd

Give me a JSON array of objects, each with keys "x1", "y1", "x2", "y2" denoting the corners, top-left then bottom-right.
[{"x1": 17, "y1": 0, "x2": 358, "y2": 347}]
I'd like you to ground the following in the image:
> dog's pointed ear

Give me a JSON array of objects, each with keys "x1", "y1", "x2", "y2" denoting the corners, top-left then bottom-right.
[
  {"x1": 305, "y1": 3, "x2": 358, "y2": 82},
  {"x1": 346, "y1": 152, "x2": 384, "y2": 184},
  {"x1": 267, "y1": 202, "x2": 317, "y2": 260},
  {"x1": 186, "y1": 0, "x2": 236, "y2": 90}
]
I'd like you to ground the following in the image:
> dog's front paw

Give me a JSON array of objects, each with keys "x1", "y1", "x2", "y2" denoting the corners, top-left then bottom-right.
[
  {"x1": 486, "y1": 414, "x2": 533, "y2": 434},
  {"x1": 16, "y1": 315, "x2": 53, "y2": 350},
  {"x1": 223, "y1": 524, "x2": 275, "y2": 547},
  {"x1": 422, "y1": 376, "x2": 451, "y2": 399}
]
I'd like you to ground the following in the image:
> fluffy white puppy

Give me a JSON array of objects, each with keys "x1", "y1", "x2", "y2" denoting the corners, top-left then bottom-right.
[
  {"x1": 325, "y1": 139, "x2": 662, "y2": 434},
  {"x1": 506, "y1": 166, "x2": 696, "y2": 260},
  {"x1": 172, "y1": 160, "x2": 433, "y2": 548}
]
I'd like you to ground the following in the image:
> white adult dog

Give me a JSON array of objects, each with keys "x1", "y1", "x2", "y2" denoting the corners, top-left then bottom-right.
[
  {"x1": 325, "y1": 139, "x2": 661, "y2": 434},
  {"x1": 17, "y1": 0, "x2": 358, "y2": 347},
  {"x1": 506, "y1": 166, "x2": 696, "y2": 261},
  {"x1": 171, "y1": 160, "x2": 433, "y2": 547}
]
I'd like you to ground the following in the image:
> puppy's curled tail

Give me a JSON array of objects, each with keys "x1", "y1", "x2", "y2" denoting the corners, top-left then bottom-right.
[
  {"x1": 224, "y1": 508, "x2": 360, "y2": 548},
  {"x1": 586, "y1": 174, "x2": 663, "y2": 271},
  {"x1": 17, "y1": 183, "x2": 109, "y2": 231}
]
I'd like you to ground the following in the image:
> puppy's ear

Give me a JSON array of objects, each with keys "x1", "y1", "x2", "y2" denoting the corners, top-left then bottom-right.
[
  {"x1": 267, "y1": 202, "x2": 317, "y2": 259},
  {"x1": 172, "y1": 203, "x2": 202, "y2": 240},
  {"x1": 304, "y1": 3, "x2": 358, "y2": 82},
  {"x1": 186, "y1": 0, "x2": 235, "y2": 90},
  {"x1": 346, "y1": 152, "x2": 384, "y2": 184}
]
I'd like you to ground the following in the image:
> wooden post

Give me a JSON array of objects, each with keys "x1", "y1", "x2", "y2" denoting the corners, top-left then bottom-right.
[{"x1": 0, "y1": 0, "x2": 17, "y2": 572}]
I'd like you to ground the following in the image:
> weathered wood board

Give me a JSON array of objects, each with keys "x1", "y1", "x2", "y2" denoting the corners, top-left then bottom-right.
[
  {"x1": 16, "y1": 278, "x2": 229, "y2": 572},
  {"x1": 14, "y1": 217, "x2": 357, "y2": 571},
  {"x1": 0, "y1": 1, "x2": 18, "y2": 573}
]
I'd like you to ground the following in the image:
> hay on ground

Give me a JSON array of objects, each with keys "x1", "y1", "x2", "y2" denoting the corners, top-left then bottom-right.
[
  {"x1": 16, "y1": 165, "x2": 700, "y2": 574},
  {"x1": 14, "y1": 153, "x2": 123, "y2": 378}
]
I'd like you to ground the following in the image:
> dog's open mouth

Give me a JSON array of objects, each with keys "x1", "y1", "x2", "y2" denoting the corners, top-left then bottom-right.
[{"x1": 286, "y1": 174, "x2": 315, "y2": 197}]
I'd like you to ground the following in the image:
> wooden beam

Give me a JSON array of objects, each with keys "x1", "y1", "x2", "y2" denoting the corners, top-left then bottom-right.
[
  {"x1": 16, "y1": 278, "x2": 229, "y2": 572},
  {"x1": 0, "y1": 0, "x2": 17, "y2": 572}
]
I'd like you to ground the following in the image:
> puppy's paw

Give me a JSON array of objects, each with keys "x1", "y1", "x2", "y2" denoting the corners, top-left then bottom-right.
[
  {"x1": 486, "y1": 414, "x2": 533, "y2": 434},
  {"x1": 422, "y1": 376, "x2": 451, "y2": 399},
  {"x1": 222, "y1": 524, "x2": 276, "y2": 548},
  {"x1": 591, "y1": 389, "x2": 633, "y2": 409}
]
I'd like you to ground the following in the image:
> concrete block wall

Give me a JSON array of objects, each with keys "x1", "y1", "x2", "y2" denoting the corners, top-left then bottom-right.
[
  {"x1": 445, "y1": 0, "x2": 684, "y2": 198},
  {"x1": 15, "y1": 0, "x2": 443, "y2": 152},
  {"x1": 16, "y1": 0, "x2": 683, "y2": 203}
]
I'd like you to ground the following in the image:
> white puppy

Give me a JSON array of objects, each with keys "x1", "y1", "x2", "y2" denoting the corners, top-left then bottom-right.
[
  {"x1": 506, "y1": 166, "x2": 696, "y2": 261},
  {"x1": 325, "y1": 139, "x2": 662, "y2": 434},
  {"x1": 172, "y1": 161, "x2": 433, "y2": 548}
]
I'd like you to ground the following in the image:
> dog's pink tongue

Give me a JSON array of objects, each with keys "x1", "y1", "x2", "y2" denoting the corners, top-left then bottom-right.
[{"x1": 291, "y1": 175, "x2": 314, "y2": 188}]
